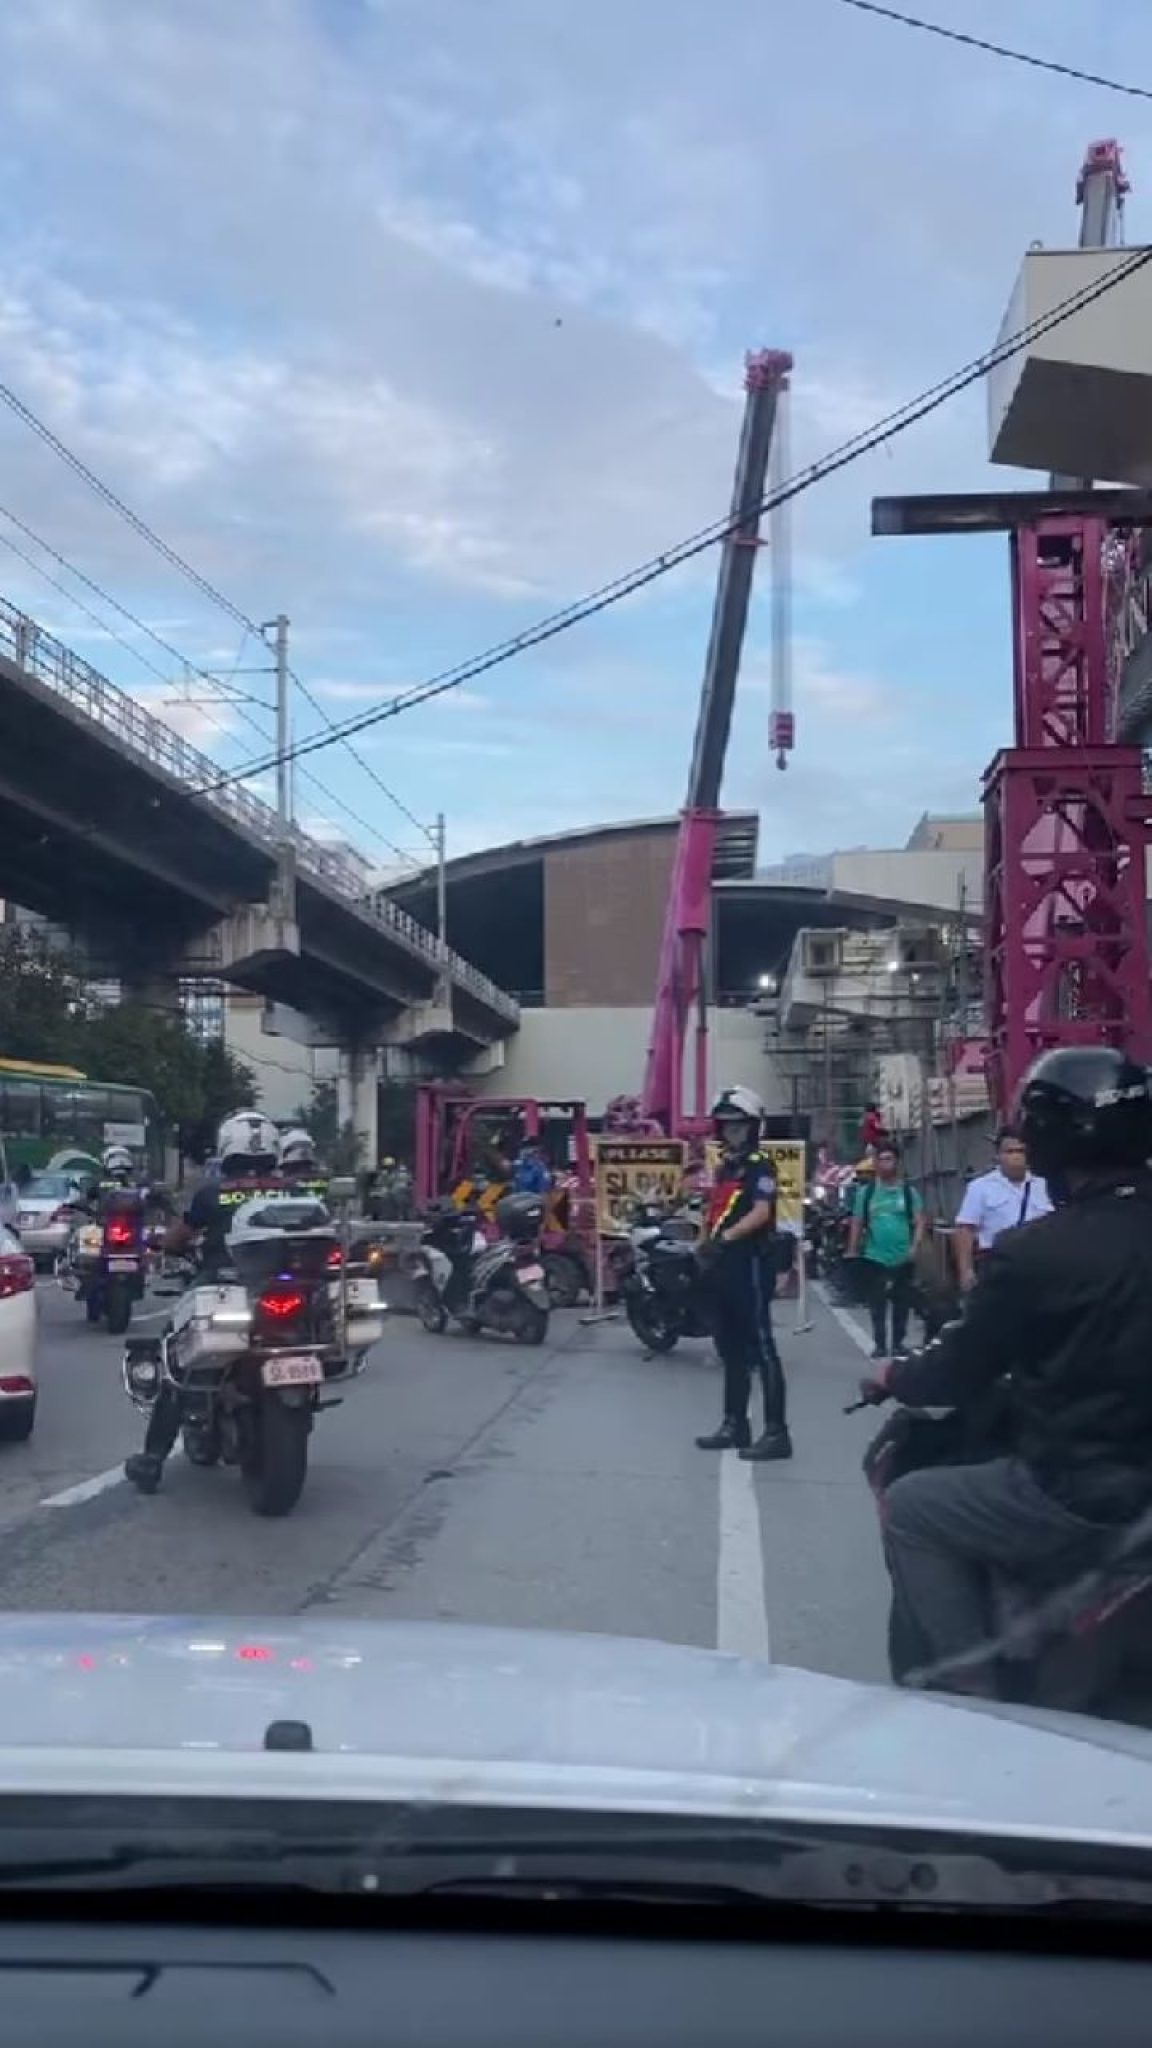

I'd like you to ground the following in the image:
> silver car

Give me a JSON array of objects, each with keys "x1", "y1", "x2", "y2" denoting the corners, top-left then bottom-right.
[{"x1": 13, "y1": 1172, "x2": 86, "y2": 1265}]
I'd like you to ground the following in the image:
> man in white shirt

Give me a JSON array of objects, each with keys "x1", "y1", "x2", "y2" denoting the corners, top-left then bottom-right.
[{"x1": 952, "y1": 1126, "x2": 1053, "y2": 1291}]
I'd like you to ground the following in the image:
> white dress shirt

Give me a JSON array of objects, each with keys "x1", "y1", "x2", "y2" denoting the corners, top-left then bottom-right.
[{"x1": 955, "y1": 1167, "x2": 1053, "y2": 1249}]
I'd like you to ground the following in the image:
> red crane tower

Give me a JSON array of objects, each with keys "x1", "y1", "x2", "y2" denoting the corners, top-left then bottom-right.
[
  {"x1": 874, "y1": 142, "x2": 1152, "y2": 1115},
  {"x1": 639, "y1": 347, "x2": 793, "y2": 1137}
]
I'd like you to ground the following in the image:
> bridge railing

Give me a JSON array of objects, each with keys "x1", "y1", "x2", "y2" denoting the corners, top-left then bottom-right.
[{"x1": 0, "y1": 594, "x2": 519, "y2": 1023}]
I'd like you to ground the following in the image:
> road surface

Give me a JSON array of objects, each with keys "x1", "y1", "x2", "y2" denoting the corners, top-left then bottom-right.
[{"x1": 0, "y1": 1279, "x2": 890, "y2": 1680}]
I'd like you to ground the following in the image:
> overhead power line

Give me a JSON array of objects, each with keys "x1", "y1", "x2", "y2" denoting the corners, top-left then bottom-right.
[
  {"x1": 827, "y1": 0, "x2": 1152, "y2": 100},
  {"x1": 0, "y1": 502, "x2": 419, "y2": 869},
  {"x1": 0, "y1": 377, "x2": 427, "y2": 853},
  {"x1": 0, "y1": 379, "x2": 255, "y2": 629},
  {"x1": 201, "y1": 239, "x2": 1152, "y2": 796}
]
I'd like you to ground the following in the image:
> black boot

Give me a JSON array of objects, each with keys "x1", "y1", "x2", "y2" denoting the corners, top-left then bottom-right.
[
  {"x1": 740, "y1": 1427, "x2": 793, "y2": 1463},
  {"x1": 695, "y1": 1417, "x2": 752, "y2": 1451},
  {"x1": 124, "y1": 1451, "x2": 163, "y2": 1494}
]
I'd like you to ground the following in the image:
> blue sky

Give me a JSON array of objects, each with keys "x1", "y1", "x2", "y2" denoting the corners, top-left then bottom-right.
[{"x1": 0, "y1": 0, "x2": 1144, "y2": 873}]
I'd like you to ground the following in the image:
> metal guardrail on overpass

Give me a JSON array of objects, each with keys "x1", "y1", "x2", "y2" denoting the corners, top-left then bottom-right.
[{"x1": 0, "y1": 594, "x2": 520, "y2": 1024}]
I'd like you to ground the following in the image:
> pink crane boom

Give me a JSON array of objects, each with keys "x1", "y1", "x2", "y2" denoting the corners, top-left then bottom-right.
[{"x1": 639, "y1": 347, "x2": 793, "y2": 1137}]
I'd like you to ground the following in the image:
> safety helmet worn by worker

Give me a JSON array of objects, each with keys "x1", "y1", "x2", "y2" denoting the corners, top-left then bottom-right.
[
  {"x1": 215, "y1": 1111, "x2": 280, "y2": 1178},
  {"x1": 101, "y1": 1144, "x2": 135, "y2": 1182},
  {"x1": 1017, "y1": 1046, "x2": 1152, "y2": 1188},
  {"x1": 278, "y1": 1127, "x2": 318, "y2": 1173},
  {"x1": 710, "y1": 1084, "x2": 766, "y2": 1153}
]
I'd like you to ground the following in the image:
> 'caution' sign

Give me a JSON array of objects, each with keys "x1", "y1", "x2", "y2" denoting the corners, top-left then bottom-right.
[
  {"x1": 766, "y1": 1140, "x2": 807, "y2": 1233},
  {"x1": 593, "y1": 1137, "x2": 686, "y2": 1235},
  {"x1": 704, "y1": 1138, "x2": 808, "y2": 1233}
]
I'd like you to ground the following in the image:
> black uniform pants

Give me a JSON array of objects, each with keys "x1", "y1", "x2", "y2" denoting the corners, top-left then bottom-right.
[
  {"x1": 711, "y1": 1254, "x2": 787, "y2": 1432},
  {"x1": 143, "y1": 1382, "x2": 183, "y2": 1461},
  {"x1": 860, "y1": 1257, "x2": 915, "y2": 1352}
]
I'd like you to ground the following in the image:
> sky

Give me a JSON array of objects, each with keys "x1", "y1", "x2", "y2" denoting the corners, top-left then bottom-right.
[{"x1": 0, "y1": 0, "x2": 1146, "y2": 875}]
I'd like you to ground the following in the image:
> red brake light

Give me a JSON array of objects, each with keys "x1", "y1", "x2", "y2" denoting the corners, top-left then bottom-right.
[
  {"x1": 0, "y1": 1256, "x2": 34, "y2": 1300},
  {"x1": 104, "y1": 1218, "x2": 136, "y2": 1248},
  {"x1": 326, "y1": 1246, "x2": 343, "y2": 1268},
  {"x1": 258, "y1": 1284, "x2": 308, "y2": 1321}
]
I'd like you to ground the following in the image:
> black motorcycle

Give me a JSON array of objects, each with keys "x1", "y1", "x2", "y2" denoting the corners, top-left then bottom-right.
[
  {"x1": 857, "y1": 1393, "x2": 1152, "y2": 1725},
  {"x1": 621, "y1": 1203, "x2": 711, "y2": 1355},
  {"x1": 63, "y1": 1190, "x2": 148, "y2": 1334},
  {"x1": 410, "y1": 1194, "x2": 551, "y2": 1345}
]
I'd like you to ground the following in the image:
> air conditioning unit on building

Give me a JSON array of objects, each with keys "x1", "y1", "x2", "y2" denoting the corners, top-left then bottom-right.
[{"x1": 801, "y1": 929, "x2": 845, "y2": 976}]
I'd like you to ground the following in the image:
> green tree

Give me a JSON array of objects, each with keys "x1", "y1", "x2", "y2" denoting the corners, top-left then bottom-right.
[
  {"x1": 0, "y1": 929, "x2": 90, "y2": 1063},
  {"x1": 293, "y1": 1076, "x2": 381, "y2": 1174}
]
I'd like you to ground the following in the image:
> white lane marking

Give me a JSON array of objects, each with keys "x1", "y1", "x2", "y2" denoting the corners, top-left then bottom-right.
[
  {"x1": 814, "y1": 1282, "x2": 874, "y2": 1358},
  {"x1": 41, "y1": 1466, "x2": 125, "y2": 1509},
  {"x1": 716, "y1": 1451, "x2": 771, "y2": 1660}
]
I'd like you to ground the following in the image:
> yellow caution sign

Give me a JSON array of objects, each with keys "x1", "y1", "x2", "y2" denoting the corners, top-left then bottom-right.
[
  {"x1": 592, "y1": 1137, "x2": 686, "y2": 1235},
  {"x1": 702, "y1": 1140, "x2": 807, "y2": 1232},
  {"x1": 765, "y1": 1141, "x2": 807, "y2": 1232}
]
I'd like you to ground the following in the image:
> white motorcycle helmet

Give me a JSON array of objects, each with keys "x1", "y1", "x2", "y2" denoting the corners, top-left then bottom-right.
[
  {"x1": 101, "y1": 1144, "x2": 135, "y2": 1181},
  {"x1": 216, "y1": 1111, "x2": 280, "y2": 1177},
  {"x1": 711, "y1": 1084, "x2": 766, "y2": 1151},
  {"x1": 278, "y1": 1127, "x2": 318, "y2": 1174}
]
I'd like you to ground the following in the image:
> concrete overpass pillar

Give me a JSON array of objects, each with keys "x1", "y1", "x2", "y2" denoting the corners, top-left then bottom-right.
[
  {"x1": 338, "y1": 1042, "x2": 379, "y2": 1168},
  {"x1": 119, "y1": 967, "x2": 183, "y2": 1015}
]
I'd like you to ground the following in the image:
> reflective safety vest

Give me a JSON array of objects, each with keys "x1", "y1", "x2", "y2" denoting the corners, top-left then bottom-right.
[{"x1": 705, "y1": 1149, "x2": 778, "y2": 1242}]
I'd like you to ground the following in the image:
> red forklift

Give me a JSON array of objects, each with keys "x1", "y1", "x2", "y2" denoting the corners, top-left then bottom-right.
[{"x1": 413, "y1": 1085, "x2": 596, "y2": 1308}]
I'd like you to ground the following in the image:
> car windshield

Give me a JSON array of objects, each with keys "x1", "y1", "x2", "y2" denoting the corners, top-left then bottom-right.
[{"x1": 0, "y1": 0, "x2": 1151, "y2": 1928}]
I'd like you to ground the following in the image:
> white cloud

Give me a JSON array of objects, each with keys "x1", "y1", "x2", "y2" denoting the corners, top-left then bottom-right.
[{"x1": 0, "y1": 0, "x2": 1139, "y2": 865}]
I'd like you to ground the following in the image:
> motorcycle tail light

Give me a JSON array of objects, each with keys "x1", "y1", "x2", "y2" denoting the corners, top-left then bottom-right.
[
  {"x1": 103, "y1": 1218, "x2": 136, "y2": 1249},
  {"x1": 0, "y1": 1255, "x2": 33, "y2": 1300},
  {"x1": 257, "y1": 1283, "x2": 308, "y2": 1323}
]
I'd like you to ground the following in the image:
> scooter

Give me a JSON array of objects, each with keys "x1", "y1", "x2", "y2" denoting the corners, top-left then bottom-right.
[
  {"x1": 121, "y1": 1186, "x2": 385, "y2": 1518},
  {"x1": 620, "y1": 1201, "x2": 711, "y2": 1355},
  {"x1": 410, "y1": 1193, "x2": 551, "y2": 1345},
  {"x1": 849, "y1": 1389, "x2": 1152, "y2": 1725}
]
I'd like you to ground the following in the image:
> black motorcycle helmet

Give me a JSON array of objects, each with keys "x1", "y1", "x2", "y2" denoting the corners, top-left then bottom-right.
[{"x1": 1016, "y1": 1046, "x2": 1152, "y2": 1182}]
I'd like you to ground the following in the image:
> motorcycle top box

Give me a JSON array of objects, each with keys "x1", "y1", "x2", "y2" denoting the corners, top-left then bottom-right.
[
  {"x1": 493, "y1": 1192, "x2": 545, "y2": 1243},
  {"x1": 226, "y1": 1198, "x2": 340, "y2": 1288}
]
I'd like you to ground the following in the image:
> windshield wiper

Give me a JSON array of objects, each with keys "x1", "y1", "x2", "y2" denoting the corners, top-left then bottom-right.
[{"x1": 7, "y1": 1824, "x2": 1152, "y2": 1917}]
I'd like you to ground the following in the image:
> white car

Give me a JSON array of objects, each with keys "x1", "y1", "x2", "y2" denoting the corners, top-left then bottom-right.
[
  {"x1": 12, "y1": 1172, "x2": 85, "y2": 1266},
  {"x1": 0, "y1": 1224, "x2": 35, "y2": 1439}
]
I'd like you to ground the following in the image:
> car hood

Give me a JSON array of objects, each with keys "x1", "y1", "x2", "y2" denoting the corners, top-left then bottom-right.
[{"x1": 3, "y1": 1614, "x2": 1152, "y2": 1848}]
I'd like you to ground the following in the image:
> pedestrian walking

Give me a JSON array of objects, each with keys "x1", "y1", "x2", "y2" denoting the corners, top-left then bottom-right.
[{"x1": 848, "y1": 1140, "x2": 924, "y2": 1360}]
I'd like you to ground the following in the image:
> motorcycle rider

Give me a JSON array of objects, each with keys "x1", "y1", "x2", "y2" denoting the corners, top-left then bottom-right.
[
  {"x1": 124, "y1": 1111, "x2": 285, "y2": 1495},
  {"x1": 861, "y1": 1045, "x2": 1152, "y2": 1697},
  {"x1": 695, "y1": 1085, "x2": 792, "y2": 1463},
  {"x1": 277, "y1": 1127, "x2": 328, "y2": 1198}
]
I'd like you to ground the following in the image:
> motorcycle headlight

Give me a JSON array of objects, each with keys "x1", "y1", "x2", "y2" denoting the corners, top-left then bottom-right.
[{"x1": 124, "y1": 1354, "x2": 159, "y2": 1398}]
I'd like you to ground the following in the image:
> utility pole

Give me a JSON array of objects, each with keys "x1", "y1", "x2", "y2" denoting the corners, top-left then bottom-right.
[
  {"x1": 434, "y1": 812, "x2": 447, "y2": 952},
  {"x1": 268, "y1": 613, "x2": 290, "y2": 834}
]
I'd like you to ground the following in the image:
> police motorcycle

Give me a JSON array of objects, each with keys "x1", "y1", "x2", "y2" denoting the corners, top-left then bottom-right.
[
  {"x1": 410, "y1": 1191, "x2": 551, "y2": 1345},
  {"x1": 122, "y1": 1133, "x2": 385, "y2": 1517},
  {"x1": 620, "y1": 1197, "x2": 710, "y2": 1355},
  {"x1": 57, "y1": 1145, "x2": 151, "y2": 1335}
]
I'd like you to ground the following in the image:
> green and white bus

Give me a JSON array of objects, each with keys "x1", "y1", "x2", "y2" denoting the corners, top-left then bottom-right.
[{"x1": 0, "y1": 1059, "x2": 162, "y2": 1180}]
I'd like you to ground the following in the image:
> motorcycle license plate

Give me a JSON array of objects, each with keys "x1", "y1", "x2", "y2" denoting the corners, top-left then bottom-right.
[
  {"x1": 107, "y1": 1258, "x2": 141, "y2": 1273},
  {"x1": 262, "y1": 1354, "x2": 323, "y2": 1388},
  {"x1": 517, "y1": 1264, "x2": 544, "y2": 1283}
]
